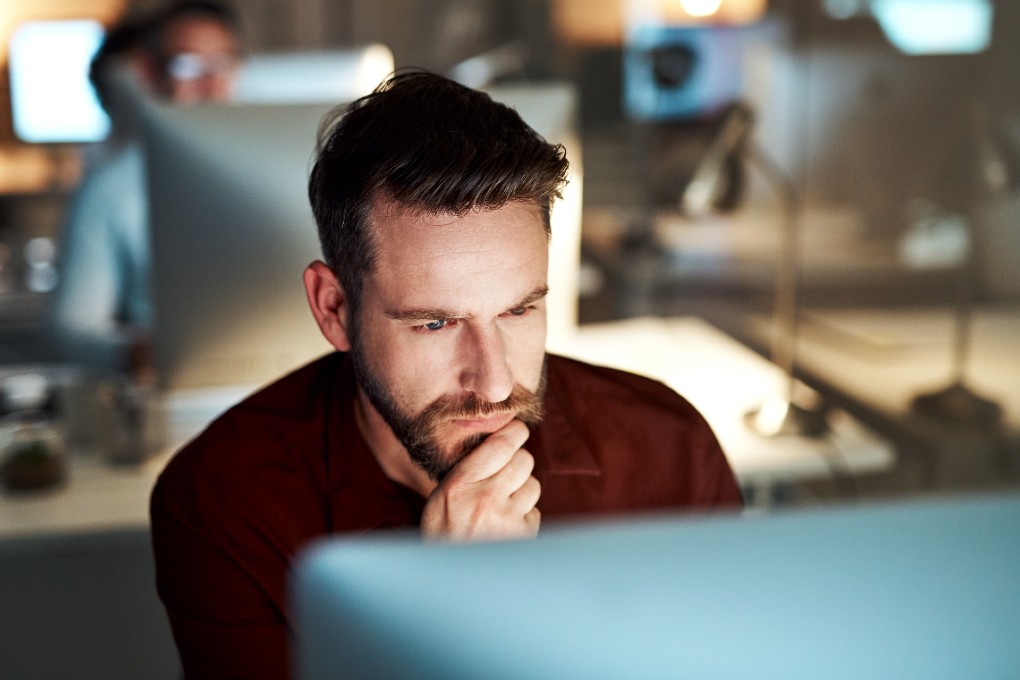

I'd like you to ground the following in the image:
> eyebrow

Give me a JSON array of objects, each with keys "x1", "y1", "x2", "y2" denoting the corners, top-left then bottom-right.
[{"x1": 385, "y1": 285, "x2": 549, "y2": 322}]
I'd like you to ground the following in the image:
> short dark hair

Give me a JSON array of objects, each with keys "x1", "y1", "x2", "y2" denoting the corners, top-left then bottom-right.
[
  {"x1": 308, "y1": 70, "x2": 570, "y2": 312},
  {"x1": 145, "y1": 0, "x2": 241, "y2": 59},
  {"x1": 89, "y1": 17, "x2": 149, "y2": 116}
]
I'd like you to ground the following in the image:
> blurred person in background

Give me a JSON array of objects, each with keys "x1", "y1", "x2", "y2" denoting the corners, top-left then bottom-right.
[
  {"x1": 49, "y1": 1, "x2": 244, "y2": 376},
  {"x1": 83, "y1": 16, "x2": 151, "y2": 161}
]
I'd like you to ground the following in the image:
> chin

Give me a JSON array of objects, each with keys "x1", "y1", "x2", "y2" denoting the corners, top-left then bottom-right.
[{"x1": 430, "y1": 431, "x2": 488, "y2": 479}]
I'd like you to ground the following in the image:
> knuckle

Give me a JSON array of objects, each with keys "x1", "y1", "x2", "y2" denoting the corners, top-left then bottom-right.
[
  {"x1": 474, "y1": 484, "x2": 499, "y2": 507},
  {"x1": 511, "y1": 448, "x2": 535, "y2": 474}
]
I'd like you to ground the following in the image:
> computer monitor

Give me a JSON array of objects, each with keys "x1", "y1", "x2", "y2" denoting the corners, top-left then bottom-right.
[
  {"x1": 291, "y1": 494, "x2": 1020, "y2": 679},
  {"x1": 233, "y1": 46, "x2": 395, "y2": 104},
  {"x1": 142, "y1": 99, "x2": 335, "y2": 395},
  {"x1": 141, "y1": 81, "x2": 582, "y2": 399}
]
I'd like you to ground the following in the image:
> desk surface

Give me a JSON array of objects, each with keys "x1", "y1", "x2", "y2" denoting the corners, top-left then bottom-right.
[
  {"x1": 716, "y1": 305, "x2": 1020, "y2": 490},
  {"x1": 0, "y1": 450, "x2": 173, "y2": 540},
  {"x1": 797, "y1": 306, "x2": 1020, "y2": 433},
  {"x1": 1, "y1": 317, "x2": 895, "y2": 538},
  {"x1": 728, "y1": 305, "x2": 1020, "y2": 439}
]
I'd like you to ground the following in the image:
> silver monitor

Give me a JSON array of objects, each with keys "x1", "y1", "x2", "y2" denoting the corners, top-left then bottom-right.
[
  {"x1": 233, "y1": 46, "x2": 395, "y2": 105},
  {"x1": 142, "y1": 99, "x2": 335, "y2": 394},
  {"x1": 292, "y1": 494, "x2": 1020, "y2": 679}
]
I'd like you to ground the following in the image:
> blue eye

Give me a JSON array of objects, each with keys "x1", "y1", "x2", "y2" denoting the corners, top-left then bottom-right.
[{"x1": 423, "y1": 319, "x2": 447, "y2": 331}]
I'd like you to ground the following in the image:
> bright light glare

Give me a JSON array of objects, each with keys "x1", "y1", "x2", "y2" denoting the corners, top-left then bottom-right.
[
  {"x1": 9, "y1": 20, "x2": 110, "y2": 143},
  {"x1": 749, "y1": 394, "x2": 791, "y2": 437},
  {"x1": 355, "y1": 44, "x2": 396, "y2": 98},
  {"x1": 870, "y1": 0, "x2": 993, "y2": 55},
  {"x1": 680, "y1": 0, "x2": 724, "y2": 16}
]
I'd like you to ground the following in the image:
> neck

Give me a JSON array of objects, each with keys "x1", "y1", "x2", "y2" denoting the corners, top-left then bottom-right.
[{"x1": 353, "y1": 388, "x2": 437, "y2": 498}]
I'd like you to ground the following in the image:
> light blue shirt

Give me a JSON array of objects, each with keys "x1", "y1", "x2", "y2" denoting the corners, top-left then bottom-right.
[{"x1": 49, "y1": 143, "x2": 151, "y2": 369}]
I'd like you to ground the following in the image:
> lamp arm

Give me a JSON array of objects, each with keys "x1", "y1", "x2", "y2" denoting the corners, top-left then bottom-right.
[{"x1": 744, "y1": 141, "x2": 800, "y2": 402}]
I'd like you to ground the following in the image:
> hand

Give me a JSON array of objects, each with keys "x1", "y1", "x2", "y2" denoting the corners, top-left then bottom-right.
[{"x1": 420, "y1": 419, "x2": 541, "y2": 542}]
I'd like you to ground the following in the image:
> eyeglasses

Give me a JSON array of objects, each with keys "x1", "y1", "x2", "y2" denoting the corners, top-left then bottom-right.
[{"x1": 164, "y1": 52, "x2": 240, "y2": 81}]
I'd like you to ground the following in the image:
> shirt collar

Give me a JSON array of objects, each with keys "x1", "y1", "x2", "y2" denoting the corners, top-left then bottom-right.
[{"x1": 529, "y1": 355, "x2": 602, "y2": 479}]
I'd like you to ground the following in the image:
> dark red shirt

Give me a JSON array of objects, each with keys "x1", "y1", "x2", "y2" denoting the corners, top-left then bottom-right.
[{"x1": 151, "y1": 352, "x2": 742, "y2": 678}]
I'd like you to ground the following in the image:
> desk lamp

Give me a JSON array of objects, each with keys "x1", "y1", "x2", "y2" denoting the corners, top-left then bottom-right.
[
  {"x1": 682, "y1": 101, "x2": 827, "y2": 437},
  {"x1": 909, "y1": 105, "x2": 1008, "y2": 428}
]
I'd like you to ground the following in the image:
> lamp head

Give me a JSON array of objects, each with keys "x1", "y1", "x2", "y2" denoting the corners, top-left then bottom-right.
[{"x1": 680, "y1": 100, "x2": 754, "y2": 218}]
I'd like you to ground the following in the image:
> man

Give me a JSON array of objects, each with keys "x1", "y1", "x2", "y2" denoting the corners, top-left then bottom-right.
[
  {"x1": 50, "y1": 1, "x2": 243, "y2": 374},
  {"x1": 141, "y1": 0, "x2": 243, "y2": 104},
  {"x1": 151, "y1": 72, "x2": 742, "y2": 678}
]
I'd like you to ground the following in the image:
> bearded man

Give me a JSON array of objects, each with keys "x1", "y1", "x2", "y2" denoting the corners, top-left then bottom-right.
[{"x1": 150, "y1": 71, "x2": 742, "y2": 679}]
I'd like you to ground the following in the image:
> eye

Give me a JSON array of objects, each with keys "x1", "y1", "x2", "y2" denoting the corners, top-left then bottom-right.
[
  {"x1": 505, "y1": 305, "x2": 533, "y2": 317},
  {"x1": 414, "y1": 318, "x2": 459, "y2": 333}
]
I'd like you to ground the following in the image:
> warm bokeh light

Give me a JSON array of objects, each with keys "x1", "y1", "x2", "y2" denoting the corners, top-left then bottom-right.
[
  {"x1": 680, "y1": 0, "x2": 724, "y2": 18},
  {"x1": 0, "y1": 0, "x2": 125, "y2": 191},
  {"x1": 628, "y1": 0, "x2": 768, "y2": 28},
  {"x1": 553, "y1": 0, "x2": 767, "y2": 46}
]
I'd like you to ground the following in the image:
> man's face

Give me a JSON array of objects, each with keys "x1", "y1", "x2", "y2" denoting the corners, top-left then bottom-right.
[
  {"x1": 159, "y1": 16, "x2": 241, "y2": 104},
  {"x1": 350, "y1": 199, "x2": 550, "y2": 480}
]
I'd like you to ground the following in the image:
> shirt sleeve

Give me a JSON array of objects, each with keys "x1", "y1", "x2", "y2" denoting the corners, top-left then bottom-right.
[
  {"x1": 150, "y1": 475, "x2": 293, "y2": 679},
  {"x1": 49, "y1": 148, "x2": 149, "y2": 369}
]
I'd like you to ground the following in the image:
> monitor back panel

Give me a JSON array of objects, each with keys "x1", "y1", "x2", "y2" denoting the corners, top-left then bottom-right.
[
  {"x1": 143, "y1": 101, "x2": 335, "y2": 392},
  {"x1": 293, "y1": 494, "x2": 1020, "y2": 680}
]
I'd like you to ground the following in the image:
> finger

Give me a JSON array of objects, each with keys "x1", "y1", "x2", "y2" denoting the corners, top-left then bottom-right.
[
  {"x1": 489, "y1": 447, "x2": 535, "y2": 495},
  {"x1": 509, "y1": 475, "x2": 541, "y2": 513},
  {"x1": 523, "y1": 507, "x2": 541, "y2": 537},
  {"x1": 449, "y1": 419, "x2": 530, "y2": 483}
]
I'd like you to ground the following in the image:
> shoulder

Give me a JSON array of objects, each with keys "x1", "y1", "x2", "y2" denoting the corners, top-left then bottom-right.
[
  {"x1": 540, "y1": 354, "x2": 742, "y2": 510},
  {"x1": 154, "y1": 353, "x2": 346, "y2": 505},
  {"x1": 67, "y1": 145, "x2": 145, "y2": 226},
  {"x1": 80, "y1": 144, "x2": 144, "y2": 193}
]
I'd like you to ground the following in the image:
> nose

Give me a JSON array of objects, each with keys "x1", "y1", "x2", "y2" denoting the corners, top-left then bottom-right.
[
  {"x1": 458, "y1": 324, "x2": 514, "y2": 404},
  {"x1": 199, "y1": 74, "x2": 233, "y2": 103}
]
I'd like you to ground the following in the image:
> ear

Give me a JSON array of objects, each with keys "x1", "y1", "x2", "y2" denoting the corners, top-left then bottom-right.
[{"x1": 303, "y1": 260, "x2": 352, "y2": 352}]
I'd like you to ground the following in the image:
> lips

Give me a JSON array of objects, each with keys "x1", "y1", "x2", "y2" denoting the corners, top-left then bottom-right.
[{"x1": 448, "y1": 410, "x2": 515, "y2": 433}]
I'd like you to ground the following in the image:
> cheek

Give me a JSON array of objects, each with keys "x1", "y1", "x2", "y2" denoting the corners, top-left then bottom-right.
[
  {"x1": 362, "y1": 324, "x2": 459, "y2": 401},
  {"x1": 505, "y1": 318, "x2": 547, "y2": 392},
  {"x1": 170, "y1": 82, "x2": 198, "y2": 103}
]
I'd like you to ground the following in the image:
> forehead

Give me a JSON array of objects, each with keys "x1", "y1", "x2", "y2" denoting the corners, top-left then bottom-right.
[
  {"x1": 364, "y1": 198, "x2": 549, "y2": 301},
  {"x1": 370, "y1": 197, "x2": 546, "y2": 251},
  {"x1": 163, "y1": 16, "x2": 237, "y2": 53}
]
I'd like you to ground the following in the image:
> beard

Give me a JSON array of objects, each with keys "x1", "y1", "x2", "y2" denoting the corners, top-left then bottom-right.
[{"x1": 349, "y1": 334, "x2": 546, "y2": 482}]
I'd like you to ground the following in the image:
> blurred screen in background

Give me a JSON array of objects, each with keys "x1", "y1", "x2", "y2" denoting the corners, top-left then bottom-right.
[{"x1": 9, "y1": 19, "x2": 110, "y2": 144}]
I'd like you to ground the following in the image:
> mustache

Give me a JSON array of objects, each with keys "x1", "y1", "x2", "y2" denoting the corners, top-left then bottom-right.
[{"x1": 418, "y1": 384, "x2": 545, "y2": 425}]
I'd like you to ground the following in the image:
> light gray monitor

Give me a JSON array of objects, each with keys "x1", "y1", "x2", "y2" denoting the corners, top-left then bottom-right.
[
  {"x1": 233, "y1": 46, "x2": 394, "y2": 105},
  {"x1": 292, "y1": 494, "x2": 1020, "y2": 679},
  {"x1": 141, "y1": 100, "x2": 335, "y2": 394}
]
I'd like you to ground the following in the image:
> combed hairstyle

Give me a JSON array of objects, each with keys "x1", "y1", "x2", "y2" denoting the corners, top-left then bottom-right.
[{"x1": 307, "y1": 70, "x2": 570, "y2": 313}]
